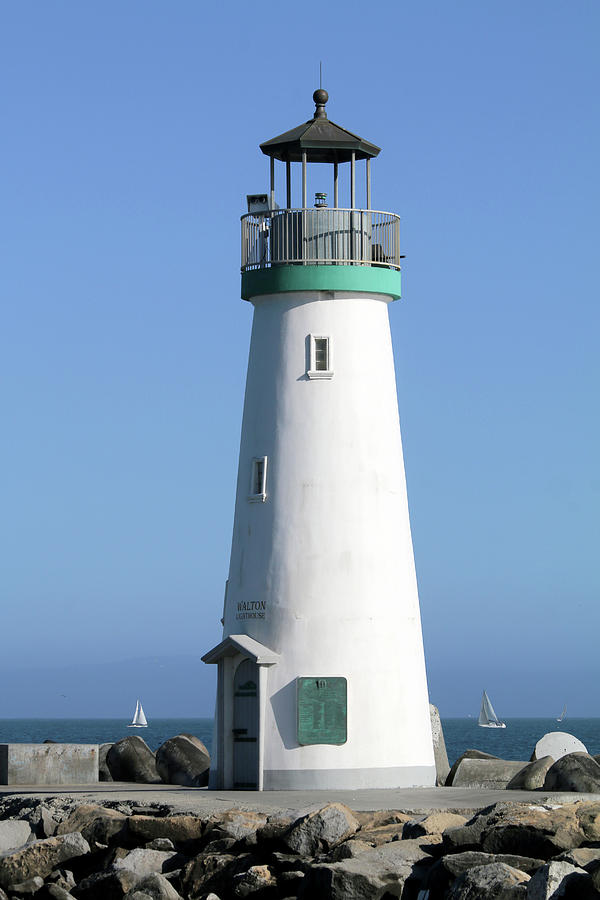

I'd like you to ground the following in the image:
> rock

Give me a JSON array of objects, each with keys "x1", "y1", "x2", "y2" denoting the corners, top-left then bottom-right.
[
  {"x1": 0, "y1": 832, "x2": 90, "y2": 889},
  {"x1": 6, "y1": 875, "x2": 45, "y2": 895},
  {"x1": 278, "y1": 869, "x2": 305, "y2": 893},
  {"x1": 112, "y1": 848, "x2": 179, "y2": 886},
  {"x1": 282, "y1": 803, "x2": 360, "y2": 856},
  {"x1": 48, "y1": 869, "x2": 76, "y2": 890},
  {"x1": 527, "y1": 860, "x2": 591, "y2": 898},
  {"x1": 507, "y1": 757, "x2": 554, "y2": 790},
  {"x1": 451, "y1": 757, "x2": 530, "y2": 789},
  {"x1": 203, "y1": 809, "x2": 267, "y2": 844},
  {"x1": 446, "y1": 862, "x2": 530, "y2": 898},
  {"x1": 446, "y1": 749, "x2": 499, "y2": 786},
  {"x1": 353, "y1": 810, "x2": 410, "y2": 829},
  {"x1": 145, "y1": 839, "x2": 175, "y2": 851},
  {"x1": 442, "y1": 851, "x2": 545, "y2": 877},
  {"x1": 555, "y1": 846, "x2": 600, "y2": 870},
  {"x1": 351, "y1": 823, "x2": 406, "y2": 846},
  {"x1": 128, "y1": 872, "x2": 183, "y2": 899},
  {"x1": 444, "y1": 805, "x2": 507, "y2": 852},
  {"x1": 56, "y1": 804, "x2": 128, "y2": 849},
  {"x1": 48, "y1": 885, "x2": 74, "y2": 899},
  {"x1": 543, "y1": 753, "x2": 600, "y2": 792},
  {"x1": 0, "y1": 821, "x2": 32, "y2": 853},
  {"x1": 302, "y1": 838, "x2": 435, "y2": 899},
  {"x1": 255, "y1": 816, "x2": 294, "y2": 847},
  {"x1": 232, "y1": 864, "x2": 276, "y2": 896},
  {"x1": 106, "y1": 736, "x2": 160, "y2": 783},
  {"x1": 99, "y1": 744, "x2": 113, "y2": 782},
  {"x1": 403, "y1": 812, "x2": 467, "y2": 838},
  {"x1": 532, "y1": 732, "x2": 587, "y2": 762},
  {"x1": 181, "y1": 853, "x2": 254, "y2": 898},
  {"x1": 480, "y1": 804, "x2": 583, "y2": 859},
  {"x1": 73, "y1": 869, "x2": 131, "y2": 899},
  {"x1": 575, "y1": 802, "x2": 600, "y2": 841},
  {"x1": 430, "y1": 703, "x2": 450, "y2": 786},
  {"x1": 127, "y1": 814, "x2": 205, "y2": 850},
  {"x1": 329, "y1": 839, "x2": 374, "y2": 860},
  {"x1": 155, "y1": 735, "x2": 210, "y2": 787}
]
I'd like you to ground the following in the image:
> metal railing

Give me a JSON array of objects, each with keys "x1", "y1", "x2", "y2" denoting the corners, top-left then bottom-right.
[{"x1": 241, "y1": 208, "x2": 401, "y2": 272}]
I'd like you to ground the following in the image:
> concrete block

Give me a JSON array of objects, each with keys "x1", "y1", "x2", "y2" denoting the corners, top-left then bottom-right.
[
  {"x1": 451, "y1": 757, "x2": 529, "y2": 790},
  {"x1": 429, "y1": 704, "x2": 450, "y2": 786},
  {"x1": 0, "y1": 744, "x2": 99, "y2": 785}
]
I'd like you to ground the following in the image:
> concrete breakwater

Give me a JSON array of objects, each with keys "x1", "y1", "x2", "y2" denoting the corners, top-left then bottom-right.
[{"x1": 2, "y1": 794, "x2": 600, "y2": 898}]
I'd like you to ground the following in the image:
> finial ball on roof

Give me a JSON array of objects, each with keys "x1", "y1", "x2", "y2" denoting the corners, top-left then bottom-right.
[{"x1": 313, "y1": 89, "x2": 328, "y2": 105}]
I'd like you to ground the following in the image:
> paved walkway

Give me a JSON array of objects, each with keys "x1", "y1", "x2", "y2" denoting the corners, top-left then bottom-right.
[{"x1": 2, "y1": 784, "x2": 598, "y2": 816}]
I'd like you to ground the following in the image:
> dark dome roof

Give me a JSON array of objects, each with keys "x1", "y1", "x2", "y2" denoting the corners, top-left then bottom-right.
[{"x1": 259, "y1": 91, "x2": 381, "y2": 164}]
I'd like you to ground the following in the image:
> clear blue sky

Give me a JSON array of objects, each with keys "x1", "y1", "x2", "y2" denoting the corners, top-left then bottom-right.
[{"x1": 2, "y1": 1, "x2": 599, "y2": 718}]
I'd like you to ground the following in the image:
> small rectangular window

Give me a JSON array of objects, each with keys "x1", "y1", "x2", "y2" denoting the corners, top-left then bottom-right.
[
  {"x1": 314, "y1": 338, "x2": 328, "y2": 370},
  {"x1": 249, "y1": 456, "x2": 267, "y2": 501},
  {"x1": 307, "y1": 334, "x2": 333, "y2": 379}
]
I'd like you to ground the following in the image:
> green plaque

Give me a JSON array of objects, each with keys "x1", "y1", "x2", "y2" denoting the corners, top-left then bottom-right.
[{"x1": 297, "y1": 677, "x2": 347, "y2": 745}]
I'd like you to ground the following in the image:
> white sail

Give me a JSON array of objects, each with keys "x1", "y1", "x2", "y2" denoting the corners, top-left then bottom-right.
[
  {"x1": 557, "y1": 704, "x2": 567, "y2": 722},
  {"x1": 478, "y1": 690, "x2": 506, "y2": 728},
  {"x1": 128, "y1": 699, "x2": 148, "y2": 727}
]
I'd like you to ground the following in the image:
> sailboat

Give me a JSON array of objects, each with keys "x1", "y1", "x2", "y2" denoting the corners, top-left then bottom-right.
[
  {"x1": 128, "y1": 699, "x2": 148, "y2": 728},
  {"x1": 557, "y1": 704, "x2": 567, "y2": 723},
  {"x1": 478, "y1": 690, "x2": 506, "y2": 728}
]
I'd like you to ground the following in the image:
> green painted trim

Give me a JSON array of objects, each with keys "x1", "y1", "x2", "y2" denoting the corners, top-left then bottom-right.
[{"x1": 241, "y1": 265, "x2": 401, "y2": 301}]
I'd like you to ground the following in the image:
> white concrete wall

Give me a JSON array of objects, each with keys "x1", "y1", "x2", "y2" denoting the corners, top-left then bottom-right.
[{"x1": 223, "y1": 289, "x2": 434, "y2": 788}]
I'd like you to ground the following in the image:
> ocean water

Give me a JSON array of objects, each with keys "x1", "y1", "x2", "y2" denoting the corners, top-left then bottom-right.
[
  {"x1": 443, "y1": 718, "x2": 600, "y2": 766},
  {"x1": 0, "y1": 719, "x2": 213, "y2": 754},
  {"x1": 1, "y1": 718, "x2": 599, "y2": 769}
]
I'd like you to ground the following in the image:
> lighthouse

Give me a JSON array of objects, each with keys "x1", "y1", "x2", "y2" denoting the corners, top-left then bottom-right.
[{"x1": 203, "y1": 90, "x2": 435, "y2": 790}]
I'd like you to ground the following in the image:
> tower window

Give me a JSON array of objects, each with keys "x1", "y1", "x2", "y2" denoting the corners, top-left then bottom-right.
[
  {"x1": 307, "y1": 335, "x2": 333, "y2": 379},
  {"x1": 249, "y1": 456, "x2": 267, "y2": 501}
]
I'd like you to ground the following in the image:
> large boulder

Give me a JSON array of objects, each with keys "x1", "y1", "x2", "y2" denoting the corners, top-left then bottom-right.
[
  {"x1": 127, "y1": 814, "x2": 205, "y2": 851},
  {"x1": 281, "y1": 803, "x2": 360, "y2": 856},
  {"x1": 112, "y1": 848, "x2": 179, "y2": 891},
  {"x1": 446, "y1": 862, "x2": 530, "y2": 898},
  {"x1": 98, "y1": 744, "x2": 113, "y2": 782},
  {"x1": 302, "y1": 838, "x2": 435, "y2": 899},
  {"x1": 0, "y1": 832, "x2": 90, "y2": 888},
  {"x1": 444, "y1": 803, "x2": 583, "y2": 860},
  {"x1": 106, "y1": 736, "x2": 160, "y2": 784},
  {"x1": 543, "y1": 753, "x2": 600, "y2": 792},
  {"x1": 527, "y1": 860, "x2": 591, "y2": 898},
  {"x1": 56, "y1": 804, "x2": 128, "y2": 849},
  {"x1": 181, "y1": 852, "x2": 254, "y2": 899},
  {"x1": 450, "y1": 757, "x2": 529, "y2": 789},
  {"x1": 155, "y1": 735, "x2": 210, "y2": 787},
  {"x1": 532, "y1": 732, "x2": 587, "y2": 762},
  {"x1": 575, "y1": 802, "x2": 600, "y2": 842},
  {"x1": 446, "y1": 749, "x2": 499, "y2": 786},
  {"x1": 403, "y1": 812, "x2": 468, "y2": 838},
  {"x1": 430, "y1": 703, "x2": 450, "y2": 786},
  {"x1": 203, "y1": 809, "x2": 268, "y2": 844},
  {"x1": 506, "y1": 757, "x2": 554, "y2": 790},
  {"x1": 480, "y1": 804, "x2": 583, "y2": 859}
]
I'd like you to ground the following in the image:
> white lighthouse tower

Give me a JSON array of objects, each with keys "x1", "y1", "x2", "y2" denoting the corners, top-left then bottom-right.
[{"x1": 203, "y1": 90, "x2": 435, "y2": 790}]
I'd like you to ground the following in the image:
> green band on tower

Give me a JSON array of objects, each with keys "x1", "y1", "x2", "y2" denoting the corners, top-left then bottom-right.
[{"x1": 242, "y1": 265, "x2": 401, "y2": 302}]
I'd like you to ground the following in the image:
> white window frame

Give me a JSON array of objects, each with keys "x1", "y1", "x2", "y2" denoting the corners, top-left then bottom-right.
[
  {"x1": 307, "y1": 334, "x2": 333, "y2": 379},
  {"x1": 248, "y1": 456, "x2": 268, "y2": 502}
]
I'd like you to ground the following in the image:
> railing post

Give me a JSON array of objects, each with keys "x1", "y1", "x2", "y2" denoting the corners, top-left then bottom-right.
[{"x1": 302, "y1": 151, "x2": 307, "y2": 209}]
